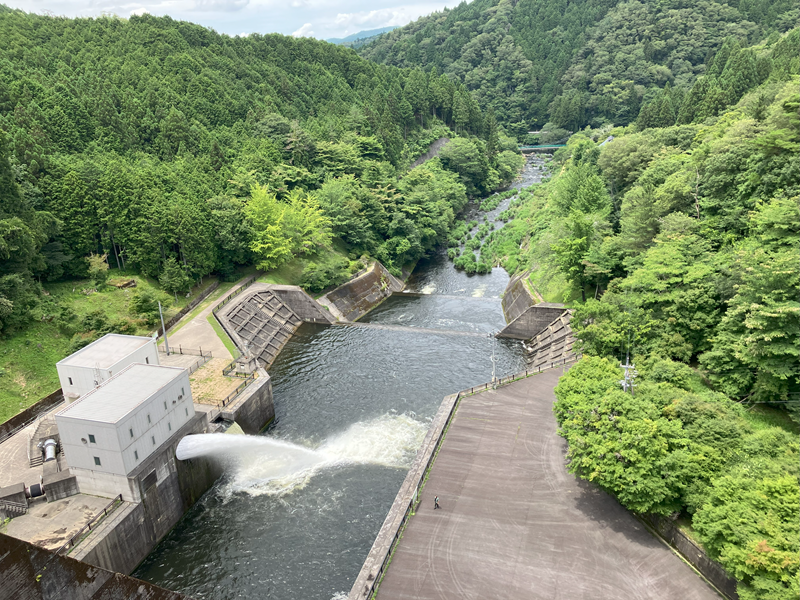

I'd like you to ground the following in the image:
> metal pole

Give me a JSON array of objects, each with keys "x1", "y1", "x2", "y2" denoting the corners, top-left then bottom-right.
[{"x1": 158, "y1": 301, "x2": 170, "y2": 355}]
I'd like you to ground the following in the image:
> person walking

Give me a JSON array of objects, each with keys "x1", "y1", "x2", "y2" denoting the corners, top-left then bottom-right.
[{"x1": 434, "y1": 495, "x2": 440, "y2": 510}]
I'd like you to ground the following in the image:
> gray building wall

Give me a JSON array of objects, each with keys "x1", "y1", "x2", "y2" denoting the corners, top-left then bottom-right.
[{"x1": 72, "y1": 414, "x2": 220, "y2": 575}]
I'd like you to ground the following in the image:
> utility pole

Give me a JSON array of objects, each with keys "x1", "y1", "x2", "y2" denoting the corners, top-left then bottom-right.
[
  {"x1": 158, "y1": 300, "x2": 170, "y2": 355},
  {"x1": 620, "y1": 350, "x2": 637, "y2": 397}
]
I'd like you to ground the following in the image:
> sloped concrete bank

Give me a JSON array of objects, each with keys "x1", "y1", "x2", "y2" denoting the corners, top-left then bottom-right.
[{"x1": 318, "y1": 262, "x2": 405, "y2": 322}]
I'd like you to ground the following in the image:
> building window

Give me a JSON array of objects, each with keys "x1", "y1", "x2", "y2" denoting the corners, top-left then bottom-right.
[
  {"x1": 185, "y1": 408, "x2": 188, "y2": 416},
  {"x1": 88, "y1": 434, "x2": 96, "y2": 444},
  {"x1": 68, "y1": 377, "x2": 73, "y2": 385},
  {"x1": 145, "y1": 357, "x2": 149, "y2": 364},
  {"x1": 129, "y1": 428, "x2": 134, "y2": 438},
  {"x1": 181, "y1": 387, "x2": 185, "y2": 396},
  {"x1": 151, "y1": 435, "x2": 156, "y2": 445},
  {"x1": 168, "y1": 422, "x2": 172, "y2": 431},
  {"x1": 134, "y1": 450, "x2": 139, "y2": 461},
  {"x1": 164, "y1": 401, "x2": 167, "y2": 410},
  {"x1": 93, "y1": 456, "x2": 101, "y2": 466},
  {"x1": 147, "y1": 414, "x2": 151, "y2": 424}
]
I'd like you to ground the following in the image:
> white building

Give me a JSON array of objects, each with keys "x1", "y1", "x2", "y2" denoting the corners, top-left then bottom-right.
[
  {"x1": 56, "y1": 334, "x2": 159, "y2": 402},
  {"x1": 55, "y1": 364, "x2": 195, "y2": 501}
]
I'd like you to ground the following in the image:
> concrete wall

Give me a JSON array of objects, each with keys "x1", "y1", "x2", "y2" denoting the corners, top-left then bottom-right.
[
  {"x1": 497, "y1": 303, "x2": 567, "y2": 340},
  {"x1": 43, "y1": 471, "x2": 79, "y2": 502},
  {"x1": 220, "y1": 369, "x2": 275, "y2": 435},
  {"x1": 0, "y1": 533, "x2": 189, "y2": 600},
  {"x1": 501, "y1": 271, "x2": 536, "y2": 323},
  {"x1": 269, "y1": 285, "x2": 335, "y2": 324},
  {"x1": 645, "y1": 515, "x2": 738, "y2": 599},
  {"x1": 0, "y1": 389, "x2": 63, "y2": 442},
  {"x1": 319, "y1": 262, "x2": 404, "y2": 322},
  {"x1": 73, "y1": 414, "x2": 220, "y2": 575},
  {"x1": 0, "y1": 482, "x2": 27, "y2": 505}
]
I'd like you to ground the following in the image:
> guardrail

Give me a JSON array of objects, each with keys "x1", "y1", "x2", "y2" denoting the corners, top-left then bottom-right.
[
  {"x1": 218, "y1": 373, "x2": 256, "y2": 408},
  {"x1": 221, "y1": 360, "x2": 250, "y2": 378},
  {"x1": 56, "y1": 494, "x2": 123, "y2": 556},
  {"x1": 212, "y1": 275, "x2": 258, "y2": 316},
  {"x1": 155, "y1": 280, "x2": 220, "y2": 337},
  {"x1": 353, "y1": 354, "x2": 581, "y2": 600},
  {"x1": 158, "y1": 345, "x2": 212, "y2": 358}
]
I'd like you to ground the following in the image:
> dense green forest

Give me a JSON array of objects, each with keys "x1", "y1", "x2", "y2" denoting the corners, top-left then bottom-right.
[
  {"x1": 358, "y1": 0, "x2": 798, "y2": 136},
  {"x1": 0, "y1": 3, "x2": 797, "y2": 598},
  {"x1": 0, "y1": 6, "x2": 523, "y2": 341},
  {"x1": 481, "y1": 29, "x2": 799, "y2": 600}
]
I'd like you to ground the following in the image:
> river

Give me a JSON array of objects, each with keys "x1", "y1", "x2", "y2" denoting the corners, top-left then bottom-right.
[{"x1": 134, "y1": 155, "x2": 548, "y2": 599}]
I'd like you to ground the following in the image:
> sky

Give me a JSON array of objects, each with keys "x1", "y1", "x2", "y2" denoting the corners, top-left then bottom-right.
[{"x1": 6, "y1": 0, "x2": 461, "y2": 40}]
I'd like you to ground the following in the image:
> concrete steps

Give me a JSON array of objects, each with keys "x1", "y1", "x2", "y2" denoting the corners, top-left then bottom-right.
[
  {"x1": 523, "y1": 311, "x2": 577, "y2": 369},
  {"x1": 222, "y1": 290, "x2": 303, "y2": 369}
]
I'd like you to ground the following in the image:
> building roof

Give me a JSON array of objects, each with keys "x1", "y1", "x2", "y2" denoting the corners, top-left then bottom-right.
[
  {"x1": 56, "y1": 364, "x2": 185, "y2": 424},
  {"x1": 56, "y1": 334, "x2": 154, "y2": 370}
]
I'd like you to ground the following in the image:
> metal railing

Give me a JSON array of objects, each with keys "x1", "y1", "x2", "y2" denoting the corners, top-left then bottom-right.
[
  {"x1": 358, "y1": 354, "x2": 581, "y2": 599},
  {"x1": 221, "y1": 360, "x2": 251, "y2": 378},
  {"x1": 158, "y1": 345, "x2": 212, "y2": 358},
  {"x1": 56, "y1": 494, "x2": 123, "y2": 555},
  {"x1": 212, "y1": 275, "x2": 258, "y2": 315},
  {"x1": 218, "y1": 373, "x2": 256, "y2": 408}
]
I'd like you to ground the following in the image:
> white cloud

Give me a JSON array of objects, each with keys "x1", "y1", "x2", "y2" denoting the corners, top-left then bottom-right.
[
  {"x1": 291, "y1": 22, "x2": 314, "y2": 37},
  {"x1": 130, "y1": 7, "x2": 150, "y2": 16}
]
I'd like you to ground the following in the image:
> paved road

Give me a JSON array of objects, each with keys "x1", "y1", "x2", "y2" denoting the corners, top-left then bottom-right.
[
  {"x1": 376, "y1": 368, "x2": 721, "y2": 600},
  {"x1": 163, "y1": 277, "x2": 250, "y2": 359}
]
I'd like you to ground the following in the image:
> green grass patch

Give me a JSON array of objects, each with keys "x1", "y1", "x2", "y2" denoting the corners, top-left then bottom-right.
[
  {"x1": 0, "y1": 320, "x2": 69, "y2": 422},
  {"x1": 742, "y1": 404, "x2": 800, "y2": 435},
  {"x1": 167, "y1": 281, "x2": 237, "y2": 336},
  {"x1": 206, "y1": 314, "x2": 238, "y2": 357},
  {"x1": 0, "y1": 273, "x2": 219, "y2": 423}
]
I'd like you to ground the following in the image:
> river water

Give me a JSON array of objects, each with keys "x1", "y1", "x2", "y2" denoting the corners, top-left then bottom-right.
[{"x1": 134, "y1": 156, "x2": 548, "y2": 599}]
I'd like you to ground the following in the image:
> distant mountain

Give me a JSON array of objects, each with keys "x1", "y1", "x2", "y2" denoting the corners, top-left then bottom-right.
[
  {"x1": 358, "y1": 0, "x2": 797, "y2": 136},
  {"x1": 327, "y1": 26, "x2": 398, "y2": 47}
]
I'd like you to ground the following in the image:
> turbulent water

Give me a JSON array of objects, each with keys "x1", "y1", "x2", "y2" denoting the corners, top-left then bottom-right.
[{"x1": 134, "y1": 156, "x2": 547, "y2": 599}]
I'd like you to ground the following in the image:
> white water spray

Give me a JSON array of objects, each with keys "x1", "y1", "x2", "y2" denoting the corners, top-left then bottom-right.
[{"x1": 176, "y1": 413, "x2": 428, "y2": 496}]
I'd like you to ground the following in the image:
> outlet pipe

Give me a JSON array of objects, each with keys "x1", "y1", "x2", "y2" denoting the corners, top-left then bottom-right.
[{"x1": 43, "y1": 439, "x2": 58, "y2": 462}]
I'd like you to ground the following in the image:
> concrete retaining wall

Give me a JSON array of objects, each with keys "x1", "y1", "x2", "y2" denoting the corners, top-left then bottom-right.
[
  {"x1": 0, "y1": 388, "x2": 63, "y2": 444},
  {"x1": 497, "y1": 303, "x2": 566, "y2": 340},
  {"x1": 644, "y1": 515, "x2": 738, "y2": 599},
  {"x1": 501, "y1": 271, "x2": 536, "y2": 323},
  {"x1": 269, "y1": 285, "x2": 335, "y2": 324},
  {"x1": 44, "y1": 471, "x2": 79, "y2": 502},
  {"x1": 0, "y1": 533, "x2": 188, "y2": 600},
  {"x1": 319, "y1": 262, "x2": 404, "y2": 322},
  {"x1": 220, "y1": 369, "x2": 275, "y2": 434},
  {"x1": 72, "y1": 415, "x2": 220, "y2": 574}
]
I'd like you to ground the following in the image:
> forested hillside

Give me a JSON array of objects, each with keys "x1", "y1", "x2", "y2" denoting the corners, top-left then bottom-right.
[
  {"x1": 358, "y1": 0, "x2": 797, "y2": 136},
  {"x1": 0, "y1": 6, "x2": 523, "y2": 342},
  {"x1": 480, "y1": 29, "x2": 799, "y2": 599}
]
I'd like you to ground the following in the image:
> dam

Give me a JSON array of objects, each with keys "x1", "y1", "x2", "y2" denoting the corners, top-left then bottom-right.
[{"x1": 131, "y1": 160, "x2": 548, "y2": 599}]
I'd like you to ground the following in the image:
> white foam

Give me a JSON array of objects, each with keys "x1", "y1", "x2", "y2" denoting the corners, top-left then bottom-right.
[{"x1": 177, "y1": 413, "x2": 428, "y2": 498}]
